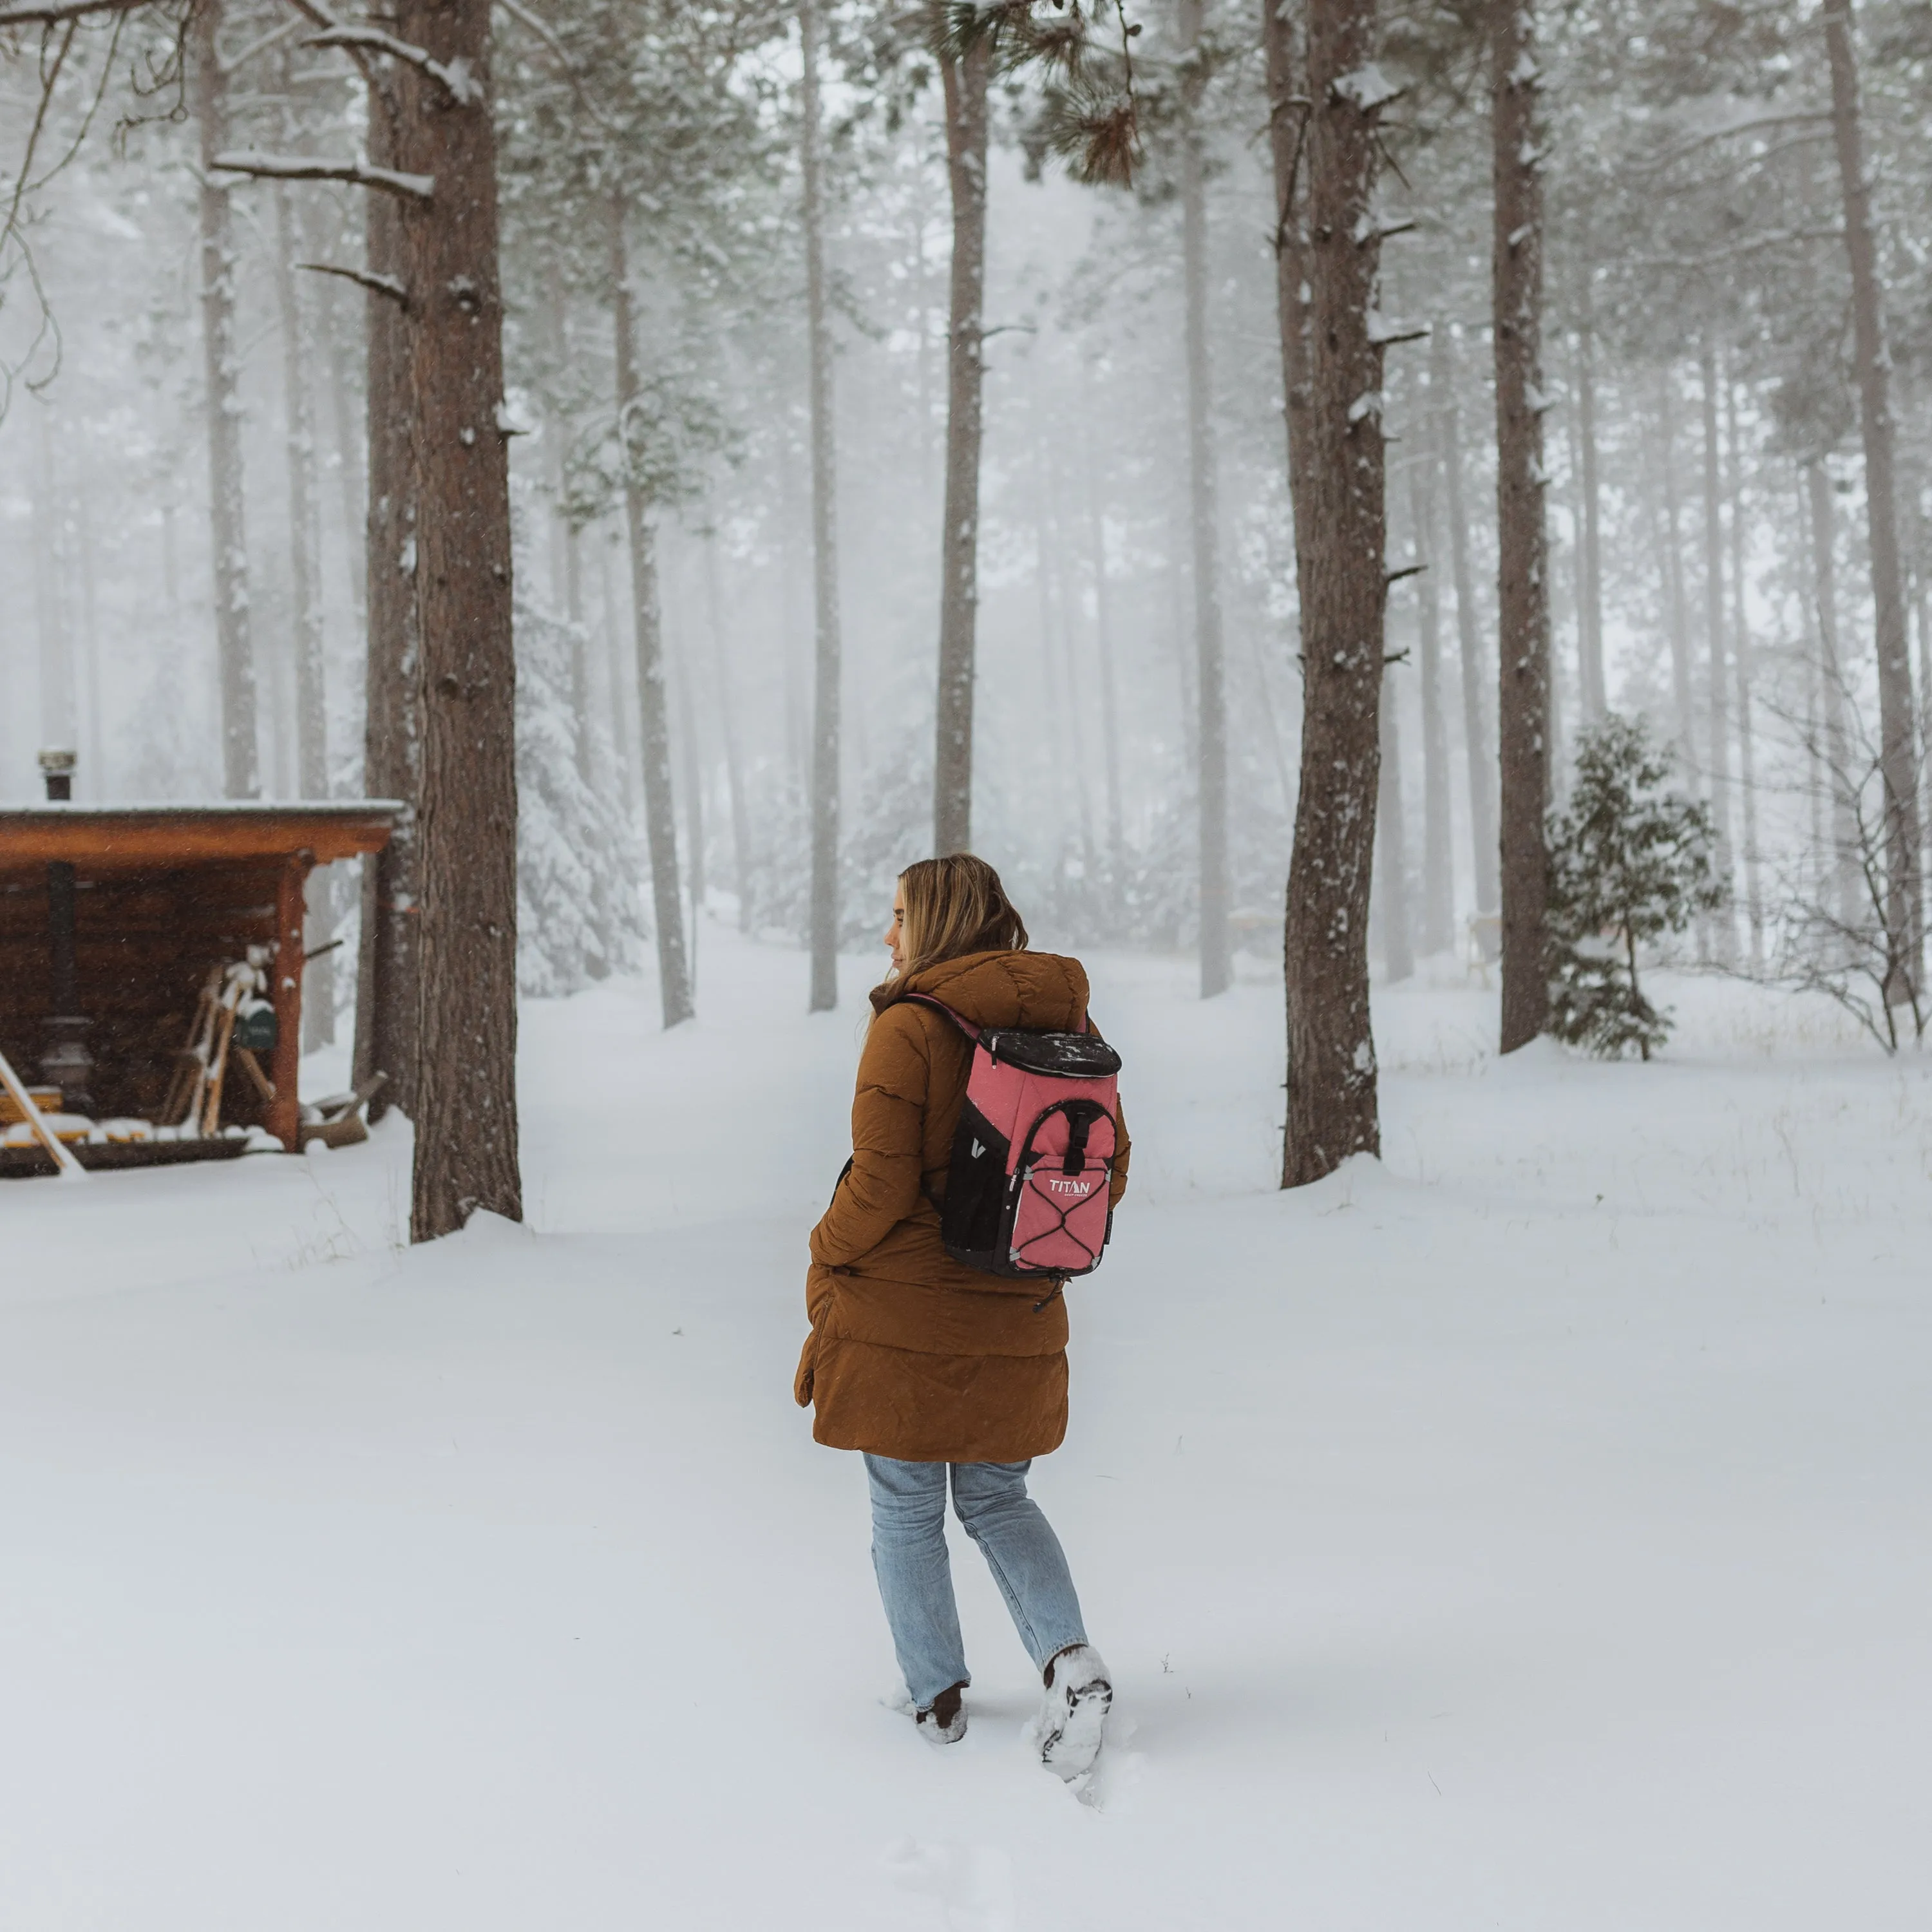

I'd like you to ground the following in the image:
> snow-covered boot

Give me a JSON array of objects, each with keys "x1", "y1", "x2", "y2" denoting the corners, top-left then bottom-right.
[
  {"x1": 1037, "y1": 1644, "x2": 1111, "y2": 1780},
  {"x1": 916, "y1": 1681, "x2": 967, "y2": 1746}
]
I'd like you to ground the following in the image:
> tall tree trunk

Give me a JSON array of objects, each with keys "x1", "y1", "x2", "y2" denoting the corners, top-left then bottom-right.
[
  {"x1": 544, "y1": 291, "x2": 593, "y2": 788},
  {"x1": 1263, "y1": 0, "x2": 1314, "y2": 514},
  {"x1": 1410, "y1": 460, "x2": 1454, "y2": 952},
  {"x1": 1167, "y1": 534, "x2": 1197, "y2": 769},
  {"x1": 397, "y1": 0, "x2": 522, "y2": 1239},
  {"x1": 1493, "y1": 0, "x2": 1551, "y2": 1054},
  {"x1": 1180, "y1": 0, "x2": 1231, "y2": 996},
  {"x1": 932, "y1": 30, "x2": 990, "y2": 855},
  {"x1": 609, "y1": 191, "x2": 694, "y2": 1028},
  {"x1": 323, "y1": 274, "x2": 369, "y2": 632},
  {"x1": 162, "y1": 500, "x2": 180, "y2": 620},
  {"x1": 565, "y1": 526, "x2": 592, "y2": 786},
  {"x1": 1280, "y1": 0, "x2": 1389, "y2": 1186},
  {"x1": 274, "y1": 164, "x2": 335, "y2": 1047},
  {"x1": 193, "y1": 0, "x2": 260, "y2": 800},
  {"x1": 672, "y1": 608, "x2": 705, "y2": 976},
  {"x1": 1803, "y1": 488, "x2": 1826, "y2": 901},
  {"x1": 1036, "y1": 429, "x2": 1097, "y2": 878},
  {"x1": 1377, "y1": 667, "x2": 1415, "y2": 982},
  {"x1": 599, "y1": 528, "x2": 639, "y2": 819},
  {"x1": 1081, "y1": 418, "x2": 1124, "y2": 867},
  {"x1": 1824, "y1": 0, "x2": 1921, "y2": 999},
  {"x1": 1698, "y1": 344, "x2": 1733, "y2": 959},
  {"x1": 1245, "y1": 615, "x2": 1297, "y2": 821},
  {"x1": 1913, "y1": 441, "x2": 1932, "y2": 895},
  {"x1": 352, "y1": 80, "x2": 421, "y2": 1124},
  {"x1": 802, "y1": 0, "x2": 843, "y2": 1010},
  {"x1": 75, "y1": 479, "x2": 104, "y2": 790},
  {"x1": 1434, "y1": 328, "x2": 1498, "y2": 918},
  {"x1": 1725, "y1": 373, "x2": 1762, "y2": 967},
  {"x1": 1575, "y1": 292, "x2": 1607, "y2": 719},
  {"x1": 1656, "y1": 380, "x2": 1696, "y2": 762},
  {"x1": 913, "y1": 193, "x2": 937, "y2": 498},
  {"x1": 33, "y1": 404, "x2": 72, "y2": 753},
  {"x1": 1806, "y1": 459, "x2": 1859, "y2": 931},
  {"x1": 705, "y1": 534, "x2": 755, "y2": 934},
  {"x1": 778, "y1": 439, "x2": 808, "y2": 799},
  {"x1": 1034, "y1": 505, "x2": 1078, "y2": 912}
]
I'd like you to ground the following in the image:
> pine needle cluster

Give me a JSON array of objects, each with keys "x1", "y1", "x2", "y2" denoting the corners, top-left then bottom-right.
[
  {"x1": 938, "y1": 0, "x2": 1143, "y2": 185},
  {"x1": 1546, "y1": 715, "x2": 1726, "y2": 1061}
]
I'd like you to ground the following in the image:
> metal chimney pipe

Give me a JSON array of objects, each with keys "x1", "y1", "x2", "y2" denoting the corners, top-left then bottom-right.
[{"x1": 38, "y1": 746, "x2": 75, "y2": 802}]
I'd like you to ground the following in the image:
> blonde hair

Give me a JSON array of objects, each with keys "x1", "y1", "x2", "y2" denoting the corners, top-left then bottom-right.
[{"x1": 895, "y1": 854, "x2": 1029, "y2": 983}]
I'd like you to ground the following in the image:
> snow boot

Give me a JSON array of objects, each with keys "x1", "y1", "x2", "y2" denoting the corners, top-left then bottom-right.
[
  {"x1": 1038, "y1": 1643, "x2": 1111, "y2": 1780},
  {"x1": 916, "y1": 1681, "x2": 967, "y2": 1746}
]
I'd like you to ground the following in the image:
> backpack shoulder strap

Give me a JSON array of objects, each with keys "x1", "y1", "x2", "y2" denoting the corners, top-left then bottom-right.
[{"x1": 902, "y1": 992, "x2": 981, "y2": 1041}]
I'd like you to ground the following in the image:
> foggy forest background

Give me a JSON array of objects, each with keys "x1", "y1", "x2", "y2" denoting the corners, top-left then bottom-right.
[{"x1": 3, "y1": 0, "x2": 1928, "y2": 1119}]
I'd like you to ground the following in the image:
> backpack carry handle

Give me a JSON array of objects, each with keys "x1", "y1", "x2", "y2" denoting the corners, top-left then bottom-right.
[{"x1": 902, "y1": 991, "x2": 982, "y2": 1039}]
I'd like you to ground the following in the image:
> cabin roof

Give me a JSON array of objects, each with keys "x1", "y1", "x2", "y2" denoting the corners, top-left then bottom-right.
[{"x1": 0, "y1": 802, "x2": 400, "y2": 873}]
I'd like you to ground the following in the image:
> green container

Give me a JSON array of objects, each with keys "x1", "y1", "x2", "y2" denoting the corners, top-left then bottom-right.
[{"x1": 233, "y1": 1004, "x2": 278, "y2": 1054}]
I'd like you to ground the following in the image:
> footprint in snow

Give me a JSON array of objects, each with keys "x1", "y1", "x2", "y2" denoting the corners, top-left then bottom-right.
[{"x1": 882, "y1": 1838, "x2": 1015, "y2": 1932}]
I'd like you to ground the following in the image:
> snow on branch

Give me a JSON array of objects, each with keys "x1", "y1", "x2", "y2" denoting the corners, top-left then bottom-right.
[
  {"x1": 1367, "y1": 313, "x2": 1429, "y2": 346},
  {"x1": 1351, "y1": 211, "x2": 1416, "y2": 247},
  {"x1": 299, "y1": 260, "x2": 408, "y2": 304},
  {"x1": 212, "y1": 150, "x2": 434, "y2": 199},
  {"x1": 1332, "y1": 62, "x2": 1401, "y2": 111},
  {"x1": 0, "y1": 0, "x2": 147, "y2": 26},
  {"x1": 1635, "y1": 109, "x2": 1833, "y2": 176},
  {"x1": 304, "y1": 24, "x2": 479, "y2": 104}
]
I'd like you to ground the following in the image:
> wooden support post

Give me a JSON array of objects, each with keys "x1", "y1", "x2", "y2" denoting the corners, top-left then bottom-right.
[{"x1": 270, "y1": 854, "x2": 310, "y2": 1150}]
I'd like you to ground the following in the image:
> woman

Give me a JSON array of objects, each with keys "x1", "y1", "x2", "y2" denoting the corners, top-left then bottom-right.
[{"x1": 794, "y1": 854, "x2": 1130, "y2": 1779}]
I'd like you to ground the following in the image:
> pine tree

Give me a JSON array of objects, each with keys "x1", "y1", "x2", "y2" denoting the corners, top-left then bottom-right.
[
  {"x1": 513, "y1": 594, "x2": 645, "y2": 998},
  {"x1": 1546, "y1": 714, "x2": 1723, "y2": 1060}
]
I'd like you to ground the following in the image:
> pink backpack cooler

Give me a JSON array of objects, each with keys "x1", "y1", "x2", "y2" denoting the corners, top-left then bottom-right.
[{"x1": 908, "y1": 994, "x2": 1122, "y2": 1281}]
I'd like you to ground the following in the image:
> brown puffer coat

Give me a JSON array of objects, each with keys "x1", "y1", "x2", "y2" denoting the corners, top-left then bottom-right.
[{"x1": 794, "y1": 949, "x2": 1130, "y2": 1463}]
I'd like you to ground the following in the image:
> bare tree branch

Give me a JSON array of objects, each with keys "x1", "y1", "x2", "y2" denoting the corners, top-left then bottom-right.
[
  {"x1": 269, "y1": 0, "x2": 379, "y2": 93},
  {"x1": 1633, "y1": 109, "x2": 1834, "y2": 175},
  {"x1": 2, "y1": 18, "x2": 74, "y2": 248},
  {"x1": 0, "y1": 17, "x2": 80, "y2": 417},
  {"x1": 220, "y1": 14, "x2": 304, "y2": 75},
  {"x1": 211, "y1": 147, "x2": 433, "y2": 197},
  {"x1": 303, "y1": 23, "x2": 478, "y2": 102},
  {"x1": 1624, "y1": 226, "x2": 1844, "y2": 274},
  {"x1": 0, "y1": 0, "x2": 145, "y2": 26},
  {"x1": 299, "y1": 258, "x2": 407, "y2": 303}
]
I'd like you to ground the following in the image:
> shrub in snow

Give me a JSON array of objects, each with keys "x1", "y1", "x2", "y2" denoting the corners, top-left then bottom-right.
[
  {"x1": 1546, "y1": 714, "x2": 1724, "y2": 1061},
  {"x1": 515, "y1": 594, "x2": 645, "y2": 996}
]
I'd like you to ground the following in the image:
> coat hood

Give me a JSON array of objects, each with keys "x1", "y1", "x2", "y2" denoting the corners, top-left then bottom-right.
[{"x1": 871, "y1": 949, "x2": 1090, "y2": 1032}]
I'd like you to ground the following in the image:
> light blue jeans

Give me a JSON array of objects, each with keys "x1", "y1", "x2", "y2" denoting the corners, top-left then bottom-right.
[{"x1": 864, "y1": 1454, "x2": 1088, "y2": 1711}]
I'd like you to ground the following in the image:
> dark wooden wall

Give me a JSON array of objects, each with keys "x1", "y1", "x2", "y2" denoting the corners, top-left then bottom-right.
[{"x1": 0, "y1": 862, "x2": 281, "y2": 1125}]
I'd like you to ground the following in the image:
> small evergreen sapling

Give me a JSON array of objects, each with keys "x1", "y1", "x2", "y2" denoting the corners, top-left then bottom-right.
[{"x1": 1546, "y1": 716, "x2": 1725, "y2": 1060}]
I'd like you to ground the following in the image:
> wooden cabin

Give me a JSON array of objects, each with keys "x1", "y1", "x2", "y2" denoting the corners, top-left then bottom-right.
[{"x1": 0, "y1": 804, "x2": 395, "y2": 1159}]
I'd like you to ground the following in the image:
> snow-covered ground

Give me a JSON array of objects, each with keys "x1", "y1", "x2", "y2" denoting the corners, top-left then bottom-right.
[{"x1": 4, "y1": 928, "x2": 1927, "y2": 1929}]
